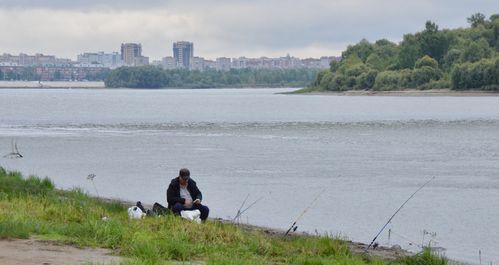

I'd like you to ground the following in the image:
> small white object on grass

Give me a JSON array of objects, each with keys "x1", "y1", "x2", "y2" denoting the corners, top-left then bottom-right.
[
  {"x1": 128, "y1": 206, "x2": 146, "y2": 219},
  {"x1": 181, "y1": 210, "x2": 201, "y2": 224}
]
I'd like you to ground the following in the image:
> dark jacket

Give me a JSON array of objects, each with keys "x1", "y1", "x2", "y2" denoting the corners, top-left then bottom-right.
[{"x1": 166, "y1": 177, "x2": 203, "y2": 209}]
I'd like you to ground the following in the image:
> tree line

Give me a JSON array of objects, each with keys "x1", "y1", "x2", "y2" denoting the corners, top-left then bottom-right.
[
  {"x1": 104, "y1": 67, "x2": 321, "y2": 88},
  {"x1": 311, "y1": 13, "x2": 499, "y2": 91}
]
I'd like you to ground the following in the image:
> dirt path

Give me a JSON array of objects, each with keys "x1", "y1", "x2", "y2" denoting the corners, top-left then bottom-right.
[{"x1": 0, "y1": 238, "x2": 122, "y2": 265}]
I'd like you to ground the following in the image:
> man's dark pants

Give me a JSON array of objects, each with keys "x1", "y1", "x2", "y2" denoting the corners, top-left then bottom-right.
[{"x1": 172, "y1": 203, "x2": 209, "y2": 221}]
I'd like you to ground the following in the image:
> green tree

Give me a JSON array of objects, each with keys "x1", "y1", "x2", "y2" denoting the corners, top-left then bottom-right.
[
  {"x1": 442, "y1": 49, "x2": 462, "y2": 70},
  {"x1": 398, "y1": 34, "x2": 423, "y2": 69},
  {"x1": 105, "y1": 67, "x2": 320, "y2": 88},
  {"x1": 419, "y1": 21, "x2": 450, "y2": 62},
  {"x1": 366, "y1": 53, "x2": 384, "y2": 71},
  {"x1": 329, "y1": 60, "x2": 340, "y2": 72},
  {"x1": 461, "y1": 39, "x2": 492, "y2": 62},
  {"x1": 341, "y1": 39, "x2": 374, "y2": 62},
  {"x1": 307, "y1": 13, "x2": 499, "y2": 92},
  {"x1": 467, "y1": 13, "x2": 486, "y2": 28}
]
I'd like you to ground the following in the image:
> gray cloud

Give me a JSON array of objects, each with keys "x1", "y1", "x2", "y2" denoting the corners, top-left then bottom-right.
[
  {"x1": 0, "y1": 0, "x2": 496, "y2": 60},
  {"x1": 0, "y1": 0, "x2": 167, "y2": 10}
]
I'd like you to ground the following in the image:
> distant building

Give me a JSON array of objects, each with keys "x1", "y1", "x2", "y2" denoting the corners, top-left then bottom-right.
[
  {"x1": 0, "y1": 53, "x2": 70, "y2": 67},
  {"x1": 191, "y1": 56, "x2": 205, "y2": 71},
  {"x1": 173, "y1": 41, "x2": 194, "y2": 69},
  {"x1": 161, "y1": 56, "x2": 176, "y2": 69},
  {"x1": 121, "y1": 43, "x2": 148, "y2": 66},
  {"x1": 19, "y1": 53, "x2": 36, "y2": 66},
  {"x1": 36, "y1": 54, "x2": 57, "y2": 66},
  {"x1": 216, "y1": 57, "x2": 231, "y2": 71},
  {"x1": 231, "y1": 57, "x2": 248, "y2": 69},
  {"x1": 320, "y1": 56, "x2": 339, "y2": 68},
  {"x1": 151, "y1": 60, "x2": 162, "y2": 66},
  {"x1": 77, "y1": 52, "x2": 122, "y2": 68},
  {"x1": 133, "y1": 56, "x2": 149, "y2": 66},
  {"x1": 204, "y1": 59, "x2": 216, "y2": 69}
]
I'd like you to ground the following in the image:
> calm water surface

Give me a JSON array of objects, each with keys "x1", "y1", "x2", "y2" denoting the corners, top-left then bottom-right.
[{"x1": 1, "y1": 88, "x2": 498, "y2": 263}]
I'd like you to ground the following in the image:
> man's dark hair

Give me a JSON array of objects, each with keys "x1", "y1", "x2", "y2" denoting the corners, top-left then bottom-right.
[{"x1": 179, "y1": 168, "x2": 190, "y2": 180}]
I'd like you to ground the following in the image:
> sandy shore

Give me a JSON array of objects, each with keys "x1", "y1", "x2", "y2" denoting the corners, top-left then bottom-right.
[
  {"x1": 292, "y1": 89, "x2": 499, "y2": 97},
  {"x1": 0, "y1": 238, "x2": 122, "y2": 265},
  {"x1": 0, "y1": 81, "x2": 105, "y2": 89}
]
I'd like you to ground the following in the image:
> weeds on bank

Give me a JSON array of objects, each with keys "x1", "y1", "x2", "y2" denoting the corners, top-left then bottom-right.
[{"x1": 0, "y1": 167, "x2": 447, "y2": 265}]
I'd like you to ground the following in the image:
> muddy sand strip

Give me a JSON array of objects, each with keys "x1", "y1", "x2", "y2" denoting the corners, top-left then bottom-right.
[{"x1": 0, "y1": 238, "x2": 121, "y2": 265}]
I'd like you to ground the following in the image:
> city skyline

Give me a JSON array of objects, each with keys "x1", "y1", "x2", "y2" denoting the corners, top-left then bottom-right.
[
  {"x1": 1, "y1": 40, "x2": 338, "y2": 67},
  {"x1": 0, "y1": 40, "x2": 338, "y2": 72},
  {"x1": 1, "y1": 42, "x2": 337, "y2": 63},
  {"x1": 0, "y1": 1, "x2": 496, "y2": 60}
]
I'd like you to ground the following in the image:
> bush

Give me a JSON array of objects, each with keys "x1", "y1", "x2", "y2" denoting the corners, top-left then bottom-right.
[
  {"x1": 318, "y1": 71, "x2": 334, "y2": 90},
  {"x1": 412, "y1": 66, "x2": 443, "y2": 87},
  {"x1": 451, "y1": 57, "x2": 499, "y2": 89},
  {"x1": 331, "y1": 74, "x2": 348, "y2": 91},
  {"x1": 415, "y1": 55, "x2": 439, "y2": 69},
  {"x1": 373, "y1": 71, "x2": 402, "y2": 90},
  {"x1": 313, "y1": 70, "x2": 329, "y2": 87},
  {"x1": 0, "y1": 168, "x2": 54, "y2": 196},
  {"x1": 399, "y1": 248, "x2": 447, "y2": 265},
  {"x1": 420, "y1": 79, "x2": 452, "y2": 89},
  {"x1": 398, "y1": 69, "x2": 414, "y2": 88},
  {"x1": 355, "y1": 69, "x2": 378, "y2": 89}
]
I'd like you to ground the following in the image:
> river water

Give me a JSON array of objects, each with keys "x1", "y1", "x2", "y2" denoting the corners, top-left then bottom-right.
[{"x1": 0, "y1": 88, "x2": 498, "y2": 263}]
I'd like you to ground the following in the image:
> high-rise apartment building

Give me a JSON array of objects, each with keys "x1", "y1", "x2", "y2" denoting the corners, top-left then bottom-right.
[
  {"x1": 121, "y1": 43, "x2": 143, "y2": 66},
  {"x1": 173, "y1": 41, "x2": 193, "y2": 69}
]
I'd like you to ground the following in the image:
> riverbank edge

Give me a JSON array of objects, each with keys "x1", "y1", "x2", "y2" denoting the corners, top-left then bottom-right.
[
  {"x1": 102, "y1": 197, "x2": 415, "y2": 262},
  {"x1": 284, "y1": 88, "x2": 499, "y2": 97},
  {"x1": 0, "y1": 85, "x2": 297, "y2": 89},
  {"x1": 0, "y1": 168, "x2": 466, "y2": 265}
]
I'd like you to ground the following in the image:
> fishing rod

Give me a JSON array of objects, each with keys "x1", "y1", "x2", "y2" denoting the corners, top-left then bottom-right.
[
  {"x1": 233, "y1": 195, "x2": 264, "y2": 222},
  {"x1": 364, "y1": 176, "x2": 435, "y2": 253},
  {"x1": 285, "y1": 187, "x2": 326, "y2": 236},
  {"x1": 233, "y1": 194, "x2": 250, "y2": 222},
  {"x1": 236, "y1": 196, "x2": 264, "y2": 219}
]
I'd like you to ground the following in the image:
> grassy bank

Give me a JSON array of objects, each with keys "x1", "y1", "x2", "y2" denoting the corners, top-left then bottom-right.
[
  {"x1": 0, "y1": 167, "x2": 447, "y2": 265},
  {"x1": 286, "y1": 88, "x2": 499, "y2": 96}
]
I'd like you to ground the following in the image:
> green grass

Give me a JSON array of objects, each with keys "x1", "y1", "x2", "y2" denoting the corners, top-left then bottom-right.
[
  {"x1": 284, "y1": 86, "x2": 324, "y2": 94},
  {"x1": 0, "y1": 167, "x2": 447, "y2": 265}
]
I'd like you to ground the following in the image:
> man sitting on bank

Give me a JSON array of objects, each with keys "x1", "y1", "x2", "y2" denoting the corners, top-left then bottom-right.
[{"x1": 167, "y1": 168, "x2": 209, "y2": 221}]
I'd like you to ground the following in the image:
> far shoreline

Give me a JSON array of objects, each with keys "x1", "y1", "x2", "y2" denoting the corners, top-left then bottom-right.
[{"x1": 284, "y1": 88, "x2": 499, "y2": 97}]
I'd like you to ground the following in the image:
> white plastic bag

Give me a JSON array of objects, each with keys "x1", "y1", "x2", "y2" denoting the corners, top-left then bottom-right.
[
  {"x1": 180, "y1": 209, "x2": 201, "y2": 224},
  {"x1": 128, "y1": 206, "x2": 145, "y2": 219}
]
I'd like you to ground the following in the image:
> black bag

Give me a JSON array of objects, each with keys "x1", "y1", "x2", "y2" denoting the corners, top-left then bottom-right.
[
  {"x1": 152, "y1": 202, "x2": 171, "y2": 216},
  {"x1": 135, "y1": 201, "x2": 170, "y2": 216}
]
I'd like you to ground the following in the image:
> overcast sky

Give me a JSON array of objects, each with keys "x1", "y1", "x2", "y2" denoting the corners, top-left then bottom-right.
[{"x1": 0, "y1": 0, "x2": 496, "y2": 60}]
